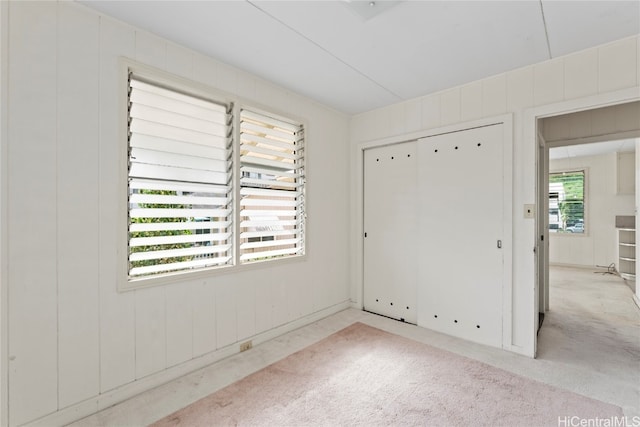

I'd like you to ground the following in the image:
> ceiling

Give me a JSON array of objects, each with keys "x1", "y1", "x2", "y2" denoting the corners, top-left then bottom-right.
[
  {"x1": 550, "y1": 138, "x2": 637, "y2": 160},
  {"x1": 79, "y1": 1, "x2": 640, "y2": 115}
]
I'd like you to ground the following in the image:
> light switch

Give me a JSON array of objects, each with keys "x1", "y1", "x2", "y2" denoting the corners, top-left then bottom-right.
[{"x1": 524, "y1": 204, "x2": 535, "y2": 218}]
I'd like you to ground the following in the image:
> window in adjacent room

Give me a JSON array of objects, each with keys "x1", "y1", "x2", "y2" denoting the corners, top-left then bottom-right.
[
  {"x1": 549, "y1": 170, "x2": 585, "y2": 233},
  {"x1": 239, "y1": 109, "x2": 305, "y2": 262},
  {"x1": 127, "y1": 74, "x2": 234, "y2": 279}
]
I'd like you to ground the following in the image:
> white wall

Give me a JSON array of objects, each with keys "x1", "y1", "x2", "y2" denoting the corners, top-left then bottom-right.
[
  {"x1": 2, "y1": 2, "x2": 639, "y2": 425},
  {"x1": 541, "y1": 102, "x2": 640, "y2": 144},
  {"x1": 618, "y1": 151, "x2": 636, "y2": 195},
  {"x1": 0, "y1": 2, "x2": 7, "y2": 426},
  {"x1": 350, "y1": 34, "x2": 640, "y2": 356},
  {"x1": 549, "y1": 152, "x2": 635, "y2": 267},
  {"x1": 2, "y1": 2, "x2": 350, "y2": 426}
]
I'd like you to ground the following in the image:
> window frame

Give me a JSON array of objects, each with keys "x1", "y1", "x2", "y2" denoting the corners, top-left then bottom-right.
[
  {"x1": 119, "y1": 59, "x2": 308, "y2": 291},
  {"x1": 238, "y1": 107, "x2": 306, "y2": 264},
  {"x1": 548, "y1": 168, "x2": 588, "y2": 237}
]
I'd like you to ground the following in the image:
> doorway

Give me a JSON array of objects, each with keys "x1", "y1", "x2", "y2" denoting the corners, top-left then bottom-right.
[{"x1": 536, "y1": 101, "x2": 640, "y2": 355}]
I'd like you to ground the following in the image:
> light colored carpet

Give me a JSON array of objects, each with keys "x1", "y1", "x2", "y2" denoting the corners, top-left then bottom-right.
[{"x1": 153, "y1": 322, "x2": 623, "y2": 426}]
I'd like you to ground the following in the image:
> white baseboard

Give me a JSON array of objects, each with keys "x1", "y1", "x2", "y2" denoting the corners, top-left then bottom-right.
[{"x1": 24, "y1": 300, "x2": 351, "y2": 427}]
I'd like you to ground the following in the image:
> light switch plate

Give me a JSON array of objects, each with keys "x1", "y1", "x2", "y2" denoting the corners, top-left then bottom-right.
[{"x1": 524, "y1": 204, "x2": 535, "y2": 218}]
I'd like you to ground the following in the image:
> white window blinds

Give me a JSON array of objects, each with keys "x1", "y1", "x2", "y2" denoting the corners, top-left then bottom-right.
[
  {"x1": 239, "y1": 109, "x2": 305, "y2": 262},
  {"x1": 128, "y1": 75, "x2": 234, "y2": 278}
]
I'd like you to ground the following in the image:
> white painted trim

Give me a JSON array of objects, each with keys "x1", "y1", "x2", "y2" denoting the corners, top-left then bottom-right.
[
  {"x1": 501, "y1": 117, "x2": 514, "y2": 354},
  {"x1": 538, "y1": 132, "x2": 550, "y2": 317},
  {"x1": 352, "y1": 114, "x2": 515, "y2": 353},
  {"x1": 357, "y1": 114, "x2": 512, "y2": 151},
  {"x1": 350, "y1": 141, "x2": 365, "y2": 309},
  {"x1": 526, "y1": 85, "x2": 640, "y2": 360},
  {"x1": 632, "y1": 293, "x2": 640, "y2": 311},
  {"x1": 527, "y1": 87, "x2": 640, "y2": 121},
  {"x1": 23, "y1": 301, "x2": 351, "y2": 427},
  {"x1": 0, "y1": 1, "x2": 9, "y2": 425}
]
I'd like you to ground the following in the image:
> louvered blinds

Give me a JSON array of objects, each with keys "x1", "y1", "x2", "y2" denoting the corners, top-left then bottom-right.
[
  {"x1": 239, "y1": 110, "x2": 305, "y2": 262},
  {"x1": 128, "y1": 74, "x2": 234, "y2": 278}
]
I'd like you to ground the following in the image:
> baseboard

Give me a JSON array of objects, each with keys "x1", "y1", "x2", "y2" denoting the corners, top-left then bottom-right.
[
  {"x1": 24, "y1": 300, "x2": 351, "y2": 427},
  {"x1": 633, "y1": 294, "x2": 640, "y2": 311}
]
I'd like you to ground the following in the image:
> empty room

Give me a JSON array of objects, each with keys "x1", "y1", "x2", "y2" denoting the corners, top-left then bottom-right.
[{"x1": 0, "y1": 1, "x2": 639, "y2": 426}]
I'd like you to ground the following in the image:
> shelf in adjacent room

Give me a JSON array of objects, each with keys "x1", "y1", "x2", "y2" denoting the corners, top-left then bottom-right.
[{"x1": 617, "y1": 226, "x2": 636, "y2": 281}]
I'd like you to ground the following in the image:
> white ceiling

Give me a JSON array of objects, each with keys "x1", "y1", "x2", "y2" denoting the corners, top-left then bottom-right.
[
  {"x1": 78, "y1": 0, "x2": 640, "y2": 114},
  {"x1": 549, "y1": 139, "x2": 637, "y2": 160}
]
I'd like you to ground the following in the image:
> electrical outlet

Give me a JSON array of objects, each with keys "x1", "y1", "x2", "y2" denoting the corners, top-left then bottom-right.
[{"x1": 240, "y1": 340, "x2": 253, "y2": 352}]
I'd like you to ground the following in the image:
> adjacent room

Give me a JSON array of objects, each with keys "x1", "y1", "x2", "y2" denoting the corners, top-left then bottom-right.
[
  {"x1": 535, "y1": 105, "x2": 639, "y2": 424},
  {"x1": 0, "y1": 1, "x2": 638, "y2": 426}
]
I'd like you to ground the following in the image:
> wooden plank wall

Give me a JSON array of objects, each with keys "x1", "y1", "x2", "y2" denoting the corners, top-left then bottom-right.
[{"x1": 5, "y1": 2, "x2": 351, "y2": 425}]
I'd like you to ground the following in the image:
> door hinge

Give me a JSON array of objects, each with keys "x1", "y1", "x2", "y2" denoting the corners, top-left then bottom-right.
[{"x1": 364, "y1": 232, "x2": 368, "y2": 238}]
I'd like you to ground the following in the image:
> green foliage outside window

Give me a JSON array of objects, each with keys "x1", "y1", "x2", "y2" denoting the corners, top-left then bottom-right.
[
  {"x1": 549, "y1": 171, "x2": 584, "y2": 232},
  {"x1": 129, "y1": 189, "x2": 194, "y2": 271}
]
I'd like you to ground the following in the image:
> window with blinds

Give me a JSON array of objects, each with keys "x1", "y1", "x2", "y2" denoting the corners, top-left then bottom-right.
[
  {"x1": 239, "y1": 110, "x2": 305, "y2": 262},
  {"x1": 127, "y1": 75, "x2": 234, "y2": 278},
  {"x1": 549, "y1": 170, "x2": 585, "y2": 234}
]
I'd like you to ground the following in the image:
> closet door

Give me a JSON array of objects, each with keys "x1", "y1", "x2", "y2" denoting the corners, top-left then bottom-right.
[
  {"x1": 363, "y1": 141, "x2": 418, "y2": 323},
  {"x1": 417, "y1": 124, "x2": 504, "y2": 347}
]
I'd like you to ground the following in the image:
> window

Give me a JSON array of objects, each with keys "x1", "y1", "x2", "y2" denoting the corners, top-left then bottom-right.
[
  {"x1": 239, "y1": 109, "x2": 305, "y2": 262},
  {"x1": 549, "y1": 170, "x2": 585, "y2": 233},
  {"x1": 127, "y1": 74, "x2": 234, "y2": 278},
  {"x1": 125, "y1": 67, "x2": 308, "y2": 284}
]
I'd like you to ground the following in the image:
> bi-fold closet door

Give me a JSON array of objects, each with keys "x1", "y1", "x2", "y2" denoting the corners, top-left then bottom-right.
[{"x1": 363, "y1": 124, "x2": 505, "y2": 347}]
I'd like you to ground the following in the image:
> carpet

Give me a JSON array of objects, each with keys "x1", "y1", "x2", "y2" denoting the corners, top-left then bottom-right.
[{"x1": 152, "y1": 322, "x2": 623, "y2": 426}]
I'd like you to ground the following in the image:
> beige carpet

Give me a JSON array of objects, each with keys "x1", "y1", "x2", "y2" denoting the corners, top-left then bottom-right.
[{"x1": 153, "y1": 322, "x2": 623, "y2": 426}]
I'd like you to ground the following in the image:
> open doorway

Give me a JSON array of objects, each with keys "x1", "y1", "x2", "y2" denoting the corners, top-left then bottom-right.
[
  {"x1": 537, "y1": 101, "x2": 639, "y2": 316},
  {"x1": 535, "y1": 102, "x2": 639, "y2": 370}
]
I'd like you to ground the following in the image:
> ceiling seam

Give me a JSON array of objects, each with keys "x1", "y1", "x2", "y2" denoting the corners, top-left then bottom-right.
[
  {"x1": 539, "y1": 0, "x2": 553, "y2": 59},
  {"x1": 245, "y1": 0, "x2": 403, "y2": 102}
]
